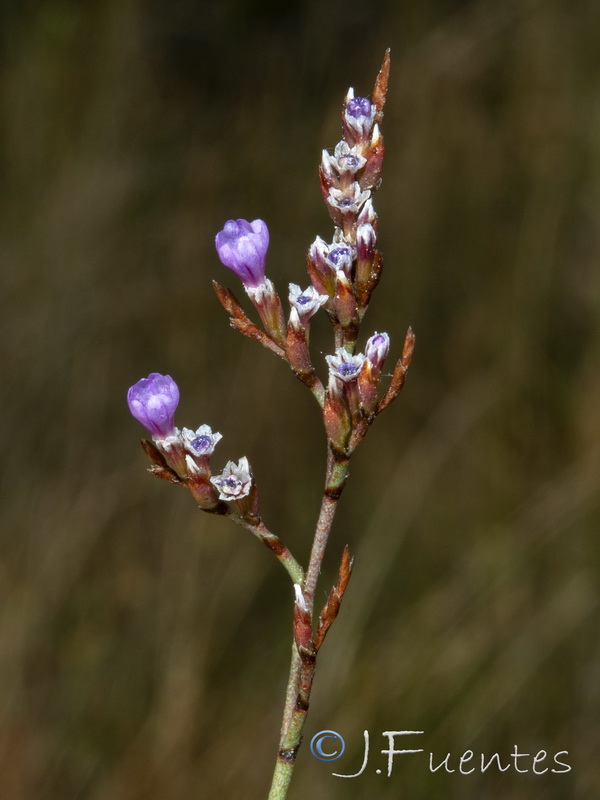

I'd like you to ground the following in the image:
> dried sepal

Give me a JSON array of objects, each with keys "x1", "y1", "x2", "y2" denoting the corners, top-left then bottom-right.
[
  {"x1": 356, "y1": 250, "x2": 383, "y2": 314},
  {"x1": 140, "y1": 438, "x2": 169, "y2": 468},
  {"x1": 323, "y1": 383, "x2": 352, "y2": 452},
  {"x1": 319, "y1": 160, "x2": 334, "y2": 204},
  {"x1": 212, "y1": 280, "x2": 286, "y2": 359},
  {"x1": 315, "y1": 545, "x2": 354, "y2": 652},
  {"x1": 359, "y1": 129, "x2": 385, "y2": 191},
  {"x1": 139, "y1": 440, "x2": 183, "y2": 484},
  {"x1": 377, "y1": 327, "x2": 415, "y2": 413},
  {"x1": 148, "y1": 465, "x2": 182, "y2": 484},
  {"x1": 372, "y1": 48, "x2": 391, "y2": 120},
  {"x1": 285, "y1": 322, "x2": 326, "y2": 406}
]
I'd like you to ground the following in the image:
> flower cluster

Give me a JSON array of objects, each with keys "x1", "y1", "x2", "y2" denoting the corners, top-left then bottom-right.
[
  {"x1": 127, "y1": 372, "x2": 253, "y2": 515},
  {"x1": 128, "y1": 51, "x2": 413, "y2": 546},
  {"x1": 312, "y1": 83, "x2": 385, "y2": 325}
]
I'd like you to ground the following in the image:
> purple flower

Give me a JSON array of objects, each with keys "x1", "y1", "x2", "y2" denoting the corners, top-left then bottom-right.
[
  {"x1": 127, "y1": 373, "x2": 179, "y2": 439},
  {"x1": 215, "y1": 219, "x2": 269, "y2": 288}
]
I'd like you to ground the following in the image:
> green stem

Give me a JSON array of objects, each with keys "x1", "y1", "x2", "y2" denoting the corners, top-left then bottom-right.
[
  {"x1": 238, "y1": 519, "x2": 305, "y2": 585},
  {"x1": 267, "y1": 453, "x2": 350, "y2": 799}
]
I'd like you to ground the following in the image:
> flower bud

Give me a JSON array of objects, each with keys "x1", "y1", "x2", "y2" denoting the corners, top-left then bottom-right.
[
  {"x1": 365, "y1": 332, "x2": 390, "y2": 372},
  {"x1": 127, "y1": 373, "x2": 179, "y2": 440},
  {"x1": 359, "y1": 332, "x2": 390, "y2": 415},
  {"x1": 245, "y1": 278, "x2": 286, "y2": 347},
  {"x1": 333, "y1": 270, "x2": 358, "y2": 330},
  {"x1": 215, "y1": 218, "x2": 269, "y2": 288}
]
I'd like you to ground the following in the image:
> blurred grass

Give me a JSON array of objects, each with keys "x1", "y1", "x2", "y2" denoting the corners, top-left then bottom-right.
[{"x1": 1, "y1": 0, "x2": 600, "y2": 798}]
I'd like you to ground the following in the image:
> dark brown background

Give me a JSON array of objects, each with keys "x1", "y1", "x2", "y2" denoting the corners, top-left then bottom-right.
[{"x1": 1, "y1": 0, "x2": 599, "y2": 797}]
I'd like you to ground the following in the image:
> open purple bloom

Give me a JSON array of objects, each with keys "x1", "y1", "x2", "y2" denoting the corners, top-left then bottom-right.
[
  {"x1": 215, "y1": 218, "x2": 269, "y2": 288},
  {"x1": 127, "y1": 373, "x2": 179, "y2": 439}
]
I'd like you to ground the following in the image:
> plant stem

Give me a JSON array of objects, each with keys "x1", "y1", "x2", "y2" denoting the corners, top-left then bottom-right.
[
  {"x1": 267, "y1": 452, "x2": 349, "y2": 799},
  {"x1": 238, "y1": 519, "x2": 305, "y2": 585}
]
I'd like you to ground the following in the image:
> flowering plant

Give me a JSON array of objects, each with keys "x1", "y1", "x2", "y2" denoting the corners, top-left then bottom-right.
[{"x1": 128, "y1": 51, "x2": 414, "y2": 799}]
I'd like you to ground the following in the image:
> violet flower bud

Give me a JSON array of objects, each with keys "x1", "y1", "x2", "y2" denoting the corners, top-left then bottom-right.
[
  {"x1": 365, "y1": 332, "x2": 390, "y2": 371},
  {"x1": 210, "y1": 457, "x2": 252, "y2": 501},
  {"x1": 356, "y1": 223, "x2": 376, "y2": 261},
  {"x1": 357, "y1": 197, "x2": 377, "y2": 226},
  {"x1": 215, "y1": 219, "x2": 269, "y2": 288},
  {"x1": 127, "y1": 373, "x2": 179, "y2": 439}
]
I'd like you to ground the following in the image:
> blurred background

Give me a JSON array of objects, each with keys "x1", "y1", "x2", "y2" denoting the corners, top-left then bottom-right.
[{"x1": 1, "y1": 0, "x2": 599, "y2": 797}]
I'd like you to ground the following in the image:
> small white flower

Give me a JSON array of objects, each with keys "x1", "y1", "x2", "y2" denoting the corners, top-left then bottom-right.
[
  {"x1": 326, "y1": 348, "x2": 366, "y2": 382},
  {"x1": 210, "y1": 457, "x2": 252, "y2": 501},
  {"x1": 321, "y1": 142, "x2": 367, "y2": 179},
  {"x1": 288, "y1": 284, "x2": 328, "y2": 319},
  {"x1": 327, "y1": 183, "x2": 371, "y2": 215},
  {"x1": 181, "y1": 425, "x2": 222, "y2": 456}
]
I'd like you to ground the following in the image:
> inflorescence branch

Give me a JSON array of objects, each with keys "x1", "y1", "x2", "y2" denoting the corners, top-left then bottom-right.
[{"x1": 127, "y1": 49, "x2": 413, "y2": 800}]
